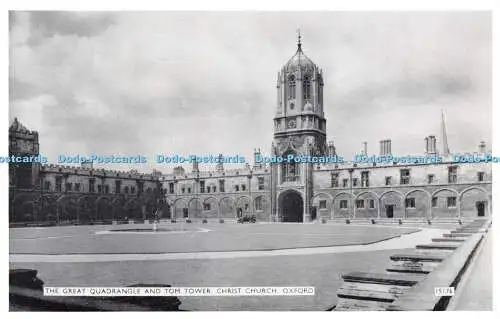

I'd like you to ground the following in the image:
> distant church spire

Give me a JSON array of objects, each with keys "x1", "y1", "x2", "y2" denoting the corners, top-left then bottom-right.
[{"x1": 441, "y1": 109, "x2": 450, "y2": 156}]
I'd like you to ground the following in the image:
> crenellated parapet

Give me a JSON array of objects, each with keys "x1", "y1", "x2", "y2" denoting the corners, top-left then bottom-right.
[{"x1": 41, "y1": 164, "x2": 159, "y2": 181}]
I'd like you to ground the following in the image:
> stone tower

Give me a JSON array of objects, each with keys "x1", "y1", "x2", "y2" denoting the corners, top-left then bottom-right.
[{"x1": 270, "y1": 33, "x2": 327, "y2": 223}]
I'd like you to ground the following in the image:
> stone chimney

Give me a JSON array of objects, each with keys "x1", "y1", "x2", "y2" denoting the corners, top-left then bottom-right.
[
  {"x1": 253, "y1": 148, "x2": 263, "y2": 169},
  {"x1": 479, "y1": 141, "x2": 487, "y2": 154},
  {"x1": 327, "y1": 141, "x2": 336, "y2": 157},
  {"x1": 425, "y1": 135, "x2": 437, "y2": 155},
  {"x1": 379, "y1": 139, "x2": 392, "y2": 156},
  {"x1": 192, "y1": 159, "x2": 199, "y2": 173},
  {"x1": 216, "y1": 154, "x2": 224, "y2": 172}
]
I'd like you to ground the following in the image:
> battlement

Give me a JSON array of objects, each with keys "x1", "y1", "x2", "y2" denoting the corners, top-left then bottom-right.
[
  {"x1": 160, "y1": 164, "x2": 270, "y2": 182},
  {"x1": 313, "y1": 152, "x2": 493, "y2": 171},
  {"x1": 9, "y1": 118, "x2": 39, "y2": 137},
  {"x1": 41, "y1": 164, "x2": 159, "y2": 180}
]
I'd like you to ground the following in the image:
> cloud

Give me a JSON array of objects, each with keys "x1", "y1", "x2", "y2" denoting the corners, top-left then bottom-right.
[{"x1": 9, "y1": 11, "x2": 492, "y2": 172}]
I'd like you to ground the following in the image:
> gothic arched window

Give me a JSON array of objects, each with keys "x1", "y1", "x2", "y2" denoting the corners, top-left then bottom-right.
[
  {"x1": 255, "y1": 197, "x2": 263, "y2": 211},
  {"x1": 281, "y1": 150, "x2": 300, "y2": 182},
  {"x1": 288, "y1": 75, "x2": 296, "y2": 99},
  {"x1": 303, "y1": 76, "x2": 311, "y2": 100}
]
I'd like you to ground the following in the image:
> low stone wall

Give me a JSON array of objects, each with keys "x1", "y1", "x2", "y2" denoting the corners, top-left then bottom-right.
[
  {"x1": 9, "y1": 269, "x2": 183, "y2": 311},
  {"x1": 334, "y1": 219, "x2": 490, "y2": 311}
]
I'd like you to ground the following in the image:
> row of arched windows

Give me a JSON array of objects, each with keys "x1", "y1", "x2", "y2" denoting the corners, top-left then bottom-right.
[{"x1": 287, "y1": 75, "x2": 312, "y2": 100}]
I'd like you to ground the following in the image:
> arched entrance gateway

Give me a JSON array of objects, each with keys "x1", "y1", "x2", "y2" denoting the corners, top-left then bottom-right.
[{"x1": 279, "y1": 190, "x2": 304, "y2": 223}]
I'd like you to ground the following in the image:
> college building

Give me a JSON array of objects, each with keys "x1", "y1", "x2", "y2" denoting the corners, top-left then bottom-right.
[{"x1": 8, "y1": 37, "x2": 492, "y2": 225}]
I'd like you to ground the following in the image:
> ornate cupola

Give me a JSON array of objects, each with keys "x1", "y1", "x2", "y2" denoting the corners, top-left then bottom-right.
[{"x1": 274, "y1": 32, "x2": 327, "y2": 157}]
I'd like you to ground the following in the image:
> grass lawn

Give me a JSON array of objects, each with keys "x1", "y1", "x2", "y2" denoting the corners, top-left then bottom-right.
[{"x1": 10, "y1": 223, "x2": 419, "y2": 254}]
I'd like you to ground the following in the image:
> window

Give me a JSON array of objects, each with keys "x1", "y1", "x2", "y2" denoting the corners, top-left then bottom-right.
[
  {"x1": 405, "y1": 198, "x2": 416, "y2": 208},
  {"x1": 448, "y1": 166, "x2": 458, "y2": 183},
  {"x1": 288, "y1": 75, "x2": 296, "y2": 99},
  {"x1": 200, "y1": 181, "x2": 205, "y2": 193},
  {"x1": 104, "y1": 185, "x2": 109, "y2": 194},
  {"x1": 66, "y1": 182, "x2": 72, "y2": 191},
  {"x1": 115, "y1": 180, "x2": 121, "y2": 194},
  {"x1": 183, "y1": 208, "x2": 188, "y2": 218},
  {"x1": 89, "y1": 179, "x2": 95, "y2": 193},
  {"x1": 319, "y1": 200, "x2": 327, "y2": 209},
  {"x1": 124, "y1": 186, "x2": 129, "y2": 194},
  {"x1": 241, "y1": 184, "x2": 246, "y2": 191},
  {"x1": 427, "y1": 174, "x2": 434, "y2": 184},
  {"x1": 447, "y1": 197, "x2": 457, "y2": 208},
  {"x1": 219, "y1": 180, "x2": 225, "y2": 192},
  {"x1": 212, "y1": 186, "x2": 216, "y2": 193},
  {"x1": 356, "y1": 199, "x2": 364, "y2": 209},
  {"x1": 203, "y1": 203, "x2": 211, "y2": 211},
  {"x1": 369, "y1": 199, "x2": 375, "y2": 209},
  {"x1": 187, "y1": 187, "x2": 191, "y2": 193},
  {"x1": 235, "y1": 185, "x2": 239, "y2": 192},
  {"x1": 352, "y1": 178, "x2": 358, "y2": 187},
  {"x1": 361, "y1": 171, "x2": 369, "y2": 187},
  {"x1": 97, "y1": 185, "x2": 102, "y2": 193},
  {"x1": 342, "y1": 179, "x2": 349, "y2": 188},
  {"x1": 282, "y1": 151, "x2": 300, "y2": 182},
  {"x1": 75, "y1": 183, "x2": 81, "y2": 192},
  {"x1": 432, "y1": 197, "x2": 438, "y2": 208},
  {"x1": 181, "y1": 187, "x2": 185, "y2": 193},
  {"x1": 258, "y1": 177, "x2": 265, "y2": 190},
  {"x1": 131, "y1": 186, "x2": 136, "y2": 194},
  {"x1": 478, "y1": 172, "x2": 485, "y2": 182},
  {"x1": 400, "y1": 169, "x2": 410, "y2": 185},
  {"x1": 206, "y1": 187, "x2": 210, "y2": 193},
  {"x1": 385, "y1": 176, "x2": 392, "y2": 186},
  {"x1": 169, "y1": 182, "x2": 174, "y2": 193},
  {"x1": 331, "y1": 173, "x2": 339, "y2": 188},
  {"x1": 43, "y1": 181, "x2": 51, "y2": 191},
  {"x1": 55, "y1": 177, "x2": 62, "y2": 192},
  {"x1": 340, "y1": 200, "x2": 348, "y2": 209},
  {"x1": 255, "y1": 197, "x2": 263, "y2": 211},
  {"x1": 303, "y1": 76, "x2": 311, "y2": 100}
]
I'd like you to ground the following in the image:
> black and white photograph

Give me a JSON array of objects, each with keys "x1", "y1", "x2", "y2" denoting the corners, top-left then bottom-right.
[{"x1": 5, "y1": 7, "x2": 496, "y2": 313}]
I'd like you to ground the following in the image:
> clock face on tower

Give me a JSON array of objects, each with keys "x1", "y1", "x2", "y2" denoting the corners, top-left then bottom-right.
[{"x1": 287, "y1": 119, "x2": 296, "y2": 129}]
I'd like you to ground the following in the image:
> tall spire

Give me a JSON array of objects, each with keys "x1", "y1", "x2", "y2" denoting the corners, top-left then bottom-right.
[
  {"x1": 297, "y1": 29, "x2": 302, "y2": 50},
  {"x1": 441, "y1": 109, "x2": 450, "y2": 156}
]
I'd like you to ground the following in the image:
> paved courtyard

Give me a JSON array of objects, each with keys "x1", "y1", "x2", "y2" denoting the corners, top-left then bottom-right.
[{"x1": 10, "y1": 223, "x2": 449, "y2": 310}]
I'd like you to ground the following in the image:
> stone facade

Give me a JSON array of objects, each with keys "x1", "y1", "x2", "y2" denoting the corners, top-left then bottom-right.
[
  {"x1": 9, "y1": 119, "x2": 162, "y2": 225},
  {"x1": 161, "y1": 38, "x2": 492, "y2": 222},
  {"x1": 8, "y1": 38, "x2": 492, "y2": 224}
]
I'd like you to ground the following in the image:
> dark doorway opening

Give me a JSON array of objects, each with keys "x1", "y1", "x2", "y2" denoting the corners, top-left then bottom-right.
[
  {"x1": 280, "y1": 191, "x2": 304, "y2": 223},
  {"x1": 386, "y1": 205, "x2": 394, "y2": 218},
  {"x1": 476, "y1": 201, "x2": 486, "y2": 217},
  {"x1": 183, "y1": 208, "x2": 188, "y2": 218},
  {"x1": 311, "y1": 207, "x2": 317, "y2": 221}
]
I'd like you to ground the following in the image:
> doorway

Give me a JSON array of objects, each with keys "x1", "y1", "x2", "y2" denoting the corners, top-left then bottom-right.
[
  {"x1": 476, "y1": 201, "x2": 486, "y2": 217},
  {"x1": 311, "y1": 207, "x2": 317, "y2": 221},
  {"x1": 386, "y1": 205, "x2": 394, "y2": 218},
  {"x1": 279, "y1": 190, "x2": 304, "y2": 223}
]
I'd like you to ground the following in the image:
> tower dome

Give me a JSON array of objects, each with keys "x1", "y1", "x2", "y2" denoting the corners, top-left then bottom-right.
[{"x1": 284, "y1": 34, "x2": 316, "y2": 72}]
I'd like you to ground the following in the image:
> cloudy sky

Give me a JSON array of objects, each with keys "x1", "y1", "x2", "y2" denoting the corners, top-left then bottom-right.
[{"x1": 9, "y1": 11, "x2": 491, "y2": 173}]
